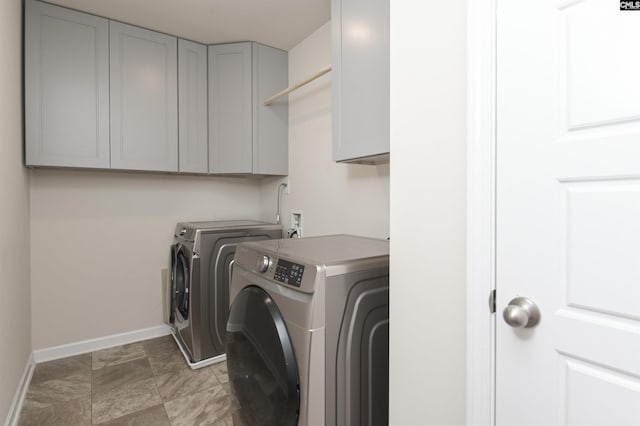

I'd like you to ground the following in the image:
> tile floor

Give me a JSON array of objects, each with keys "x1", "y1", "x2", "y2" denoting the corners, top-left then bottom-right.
[{"x1": 17, "y1": 335, "x2": 234, "y2": 425}]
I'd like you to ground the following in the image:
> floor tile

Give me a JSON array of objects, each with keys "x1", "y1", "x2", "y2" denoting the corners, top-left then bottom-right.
[
  {"x1": 97, "y1": 404, "x2": 170, "y2": 426},
  {"x1": 141, "y1": 335, "x2": 176, "y2": 357},
  {"x1": 154, "y1": 366, "x2": 219, "y2": 402},
  {"x1": 208, "y1": 362, "x2": 228, "y2": 385},
  {"x1": 92, "y1": 343, "x2": 146, "y2": 370},
  {"x1": 93, "y1": 358, "x2": 154, "y2": 396},
  {"x1": 92, "y1": 378, "x2": 162, "y2": 424},
  {"x1": 221, "y1": 383, "x2": 231, "y2": 400},
  {"x1": 18, "y1": 337, "x2": 236, "y2": 426},
  {"x1": 213, "y1": 415, "x2": 234, "y2": 426},
  {"x1": 18, "y1": 396, "x2": 91, "y2": 426},
  {"x1": 147, "y1": 349, "x2": 187, "y2": 376},
  {"x1": 22, "y1": 373, "x2": 91, "y2": 410},
  {"x1": 163, "y1": 386, "x2": 230, "y2": 426},
  {"x1": 30, "y1": 353, "x2": 91, "y2": 385}
]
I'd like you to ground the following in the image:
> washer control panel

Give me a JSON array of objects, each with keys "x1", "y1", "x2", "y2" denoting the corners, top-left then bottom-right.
[{"x1": 273, "y1": 259, "x2": 305, "y2": 287}]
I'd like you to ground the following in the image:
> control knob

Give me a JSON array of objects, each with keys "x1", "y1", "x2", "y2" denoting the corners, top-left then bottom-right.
[{"x1": 256, "y1": 255, "x2": 270, "y2": 273}]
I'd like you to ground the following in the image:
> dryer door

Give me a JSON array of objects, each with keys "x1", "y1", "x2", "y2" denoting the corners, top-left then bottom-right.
[
  {"x1": 168, "y1": 244, "x2": 177, "y2": 324},
  {"x1": 226, "y1": 286, "x2": 299, "y2": 426},
  {"x1": 174, "y1": 245, "x2": 190, "y2": 320}
]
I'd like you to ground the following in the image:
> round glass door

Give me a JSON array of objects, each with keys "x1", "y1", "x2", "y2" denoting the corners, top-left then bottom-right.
[
  {"x1": 174, "y1": 246, "x2": 190, "y2": 319},
  {"x1": 226, "y1": 286, "x2": 299, "y2": 426},
  {"x1": 169, "y1": 244, "x2": 177, "y2": 323}
]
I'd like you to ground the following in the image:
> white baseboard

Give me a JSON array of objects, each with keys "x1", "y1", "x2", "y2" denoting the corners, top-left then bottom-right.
[
  {"x1": 3, "y1": 352, "x2": 35, "y2": 426},
  {"x1": 33, "y1": 324, "x2": 172, "y2": 364}
]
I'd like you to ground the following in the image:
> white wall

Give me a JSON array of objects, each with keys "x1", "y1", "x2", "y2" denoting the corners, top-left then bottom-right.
[
  {"x1": 30, "y1": 171, "x2": 261, "y2": 349},
  {"x1": 259, "y1": 21, "x2": 389, "y2": 240},
  {"x1": 389, "y1": 1, "x2": 467, "y2": 425},
  {"x1": 0, "y1": 0, "x2": 31, "y2": 421}
]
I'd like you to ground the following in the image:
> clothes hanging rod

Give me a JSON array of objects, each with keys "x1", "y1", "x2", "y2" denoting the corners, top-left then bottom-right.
[{"x1": 263, "y1": 65, "x2": 332, "y2": 106}]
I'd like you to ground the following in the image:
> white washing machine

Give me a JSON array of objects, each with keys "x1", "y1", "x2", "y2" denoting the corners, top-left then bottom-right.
[
  {"x1": 170, "y1": 220, "x2": 282, "y2": 367},
  {"x1": 226, "y1": 235, "x2": 389, "y2": 426}
]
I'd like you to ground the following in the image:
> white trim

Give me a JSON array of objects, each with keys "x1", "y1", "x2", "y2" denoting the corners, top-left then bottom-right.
[
  {"x1": 4, "y1": 352, "x2": 35, "y2": 426},
  {"x1": 32, "y1": 324, "x2": 171, "y2": 363},
  {"x1": 170, "y1": 330, "x2": 226, "y2": 369},
  {"x1": 466, "y1": 0, "x2": 497, "y2": 425}
]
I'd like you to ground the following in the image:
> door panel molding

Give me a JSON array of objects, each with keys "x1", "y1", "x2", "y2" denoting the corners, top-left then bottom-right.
[{"x1": 466, "y1": 0, "x2": 496, "y2": 425}]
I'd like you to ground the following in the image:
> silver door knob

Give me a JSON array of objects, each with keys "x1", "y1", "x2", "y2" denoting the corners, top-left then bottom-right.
[{"x1": 503, "y1": 297, "x2": 541, "y2": 328}]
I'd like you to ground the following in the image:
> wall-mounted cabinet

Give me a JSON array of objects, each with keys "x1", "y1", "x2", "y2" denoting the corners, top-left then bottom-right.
[
  {"x1": 109, "y1": 22, "x2": 178, "y2": 172},
  {"x1": 208, "y1": 43, "x2": 252, "y2": 174},
  {"x1": 209, "y1": 42, "x2": 288, "y2": 175},
  {"x1": 25, "y1": 0, "x2": 110, "y2": 168},
  {"x1": 332, "y1": 0, "x2": 390, "y2": 164},
  {"x1": 24, "y1": 0, "x2": 288, "y2": 176},
  {"x1": 178, "y1": 39, "x2": 209, "y2": 174}
]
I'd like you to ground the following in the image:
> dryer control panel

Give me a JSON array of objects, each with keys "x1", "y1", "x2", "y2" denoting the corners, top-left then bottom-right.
[
  {"x1": 234, "y1": 245, "x2": 318, "y2": 294},
  {"x1": 273, "y1": 259, "x2": 305, "y2": 287}
]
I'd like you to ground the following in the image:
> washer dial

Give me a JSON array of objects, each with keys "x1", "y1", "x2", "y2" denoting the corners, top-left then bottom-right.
[{"x1": 256, "y1": 255, "x2": 270, "y2": 273}]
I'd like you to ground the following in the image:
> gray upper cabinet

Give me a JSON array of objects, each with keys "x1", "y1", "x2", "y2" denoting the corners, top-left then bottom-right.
[
  {"x1": 178, "y1": 39, "x2": 208, "y2": 174},
  {"x1": 25, "y1": 0, "x2": 110, "y2": 168},
  {"x1": 332, "y1": 0, "x2": 390, "y2": 164},
  {"x1": 110, "y1": 22, "x2": 178, "y2": 172},
  {"x1": 24, "y1": 1, "x2": 288, "y2": 176},
  {"x1": 252, "y1": 43, "x2": 289, "y2": 175},
  {"x1": 209, "y1": 42, "x2": 288, "y2": 175},
  {"x1": 208, "y1": 43, "x2": 253, "y2": 174}
]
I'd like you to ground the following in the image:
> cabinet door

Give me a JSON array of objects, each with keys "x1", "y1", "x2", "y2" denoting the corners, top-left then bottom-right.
[
  {"x1": 332, "y1": 0, "x2": 390, "y2": 163},
  {"x1": 252, "y1": 43, "x2": 288, "y2": 175},
  {"x1": 178, "y1": 39, "x2": 208, "y2": 174},
  {"x1": 110, "y1": 22, "x2": 178, "y2": 172},
  {"x1": 25, "y1": 0, "x2": 110, "y2": 168},
  {"x1": 208, "y1": 43, "x2": 252, "y2": 174}
]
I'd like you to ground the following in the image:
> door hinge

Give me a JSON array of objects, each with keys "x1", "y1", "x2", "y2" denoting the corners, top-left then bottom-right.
[{"x1": 488, "y1": 289, "x2": 496, "y2": 314}]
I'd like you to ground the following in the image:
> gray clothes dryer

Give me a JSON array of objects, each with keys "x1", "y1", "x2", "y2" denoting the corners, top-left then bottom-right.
[
  {"x1": 170, "y1": 220, "x2": 282, "y2": 366},
  {"x1": 226, "y1": 235, "x2": 389, "y2": 426}
]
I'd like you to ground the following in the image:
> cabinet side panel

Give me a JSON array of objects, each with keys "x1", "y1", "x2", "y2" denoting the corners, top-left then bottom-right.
[
  {"x1": 332, "y1": 0, "x2": 390, "y2": 162},
  {"x1": 331, "y1": 0, "x2": 343, "y2": 163},
  {"x1": 25, "y1": 0, "x2": 110, "y2": 168},
  {"x1": 253, "y1": 43, "x2": 289, "y2": 175}
]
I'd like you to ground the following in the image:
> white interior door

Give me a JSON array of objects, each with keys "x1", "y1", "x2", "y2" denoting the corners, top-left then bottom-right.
[{"x1": 496, "y1": 1, "x2": 640, "y2": 425}]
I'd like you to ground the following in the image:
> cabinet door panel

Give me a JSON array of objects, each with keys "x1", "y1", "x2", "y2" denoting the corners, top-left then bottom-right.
[
  {"x1": 110, "y1": 22, "x2": 178, "y2": 172},
  {"x1": 332, "y1": 0, "x2": 390, "y2": 163},
  {"x1": 25, "y1": 0, "x2": 110, "y2": 168},
  {"x1": 208, "y1": 43, "x2": 252, "y2": 174},
  {"x1": 178, "y1": 39, "x2": 208, "y2": 173},
  {"x1": 252, "y1": 43, "x2": 288, "y2": 175}
]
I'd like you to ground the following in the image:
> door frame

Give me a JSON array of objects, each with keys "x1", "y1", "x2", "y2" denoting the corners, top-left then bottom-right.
[{"x1": 466, "y1": 0, "x2": 497, "y2": 425}]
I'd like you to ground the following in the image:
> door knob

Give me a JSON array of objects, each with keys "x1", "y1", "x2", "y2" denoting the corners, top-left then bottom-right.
[{"x1": 503, "y1": 297, "x2": 541, "y2": 328}]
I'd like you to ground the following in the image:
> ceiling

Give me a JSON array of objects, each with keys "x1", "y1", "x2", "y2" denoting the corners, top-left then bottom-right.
[{"x1": 45, "y1": 0, "x2": 331, "y2": 51}]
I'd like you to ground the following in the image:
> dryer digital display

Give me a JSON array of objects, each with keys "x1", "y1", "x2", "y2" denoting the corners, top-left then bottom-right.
[{"x1": 274, "y1": 259, "x2": 305, "y2": 287}]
